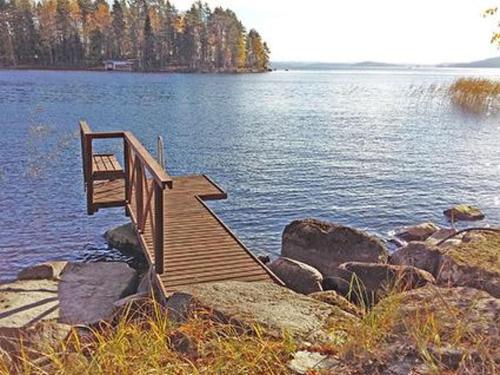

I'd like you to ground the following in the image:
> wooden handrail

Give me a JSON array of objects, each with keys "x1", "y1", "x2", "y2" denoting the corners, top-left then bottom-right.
[
  {"x1": 124, "y1": 131, "x2": 173, "y2": 189},
  {"x1": 89, "y1": 131, "x2": 125, "y2": 139},
  {"x1": 80, "y1": 121, "x2": 169, "y2": 274}
]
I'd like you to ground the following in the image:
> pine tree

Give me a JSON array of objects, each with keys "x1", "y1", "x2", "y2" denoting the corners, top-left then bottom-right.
[
  {"x1": 111, "y1": 0, "x2": 125, "y2": 58},
  {"x1": 142, "y1": 5, "x2": 155, "y2": 70}
]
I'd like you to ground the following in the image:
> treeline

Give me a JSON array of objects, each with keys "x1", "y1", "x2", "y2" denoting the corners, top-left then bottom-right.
[{"x1": 0, "y1": 0, "x2": 270, "y2": 72}]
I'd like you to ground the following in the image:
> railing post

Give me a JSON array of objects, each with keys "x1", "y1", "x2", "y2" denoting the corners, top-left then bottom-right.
[
  {"x1": 154, "y1": 181, "x2": 164, "y2": 274},
  {"x1": 124, "y1": 137, "x2": 130, "y2": 216},
  {"x1": 85, "y1": 134, "x2": 94, "y2": 215},
  {"x1": 135, "y1": 155, "x2": 143, "y2": 231}
]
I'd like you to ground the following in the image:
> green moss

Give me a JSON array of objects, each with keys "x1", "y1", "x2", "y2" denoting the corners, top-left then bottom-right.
[{"x1": 446, "y1": 232, "x2": 500, "y2": 273}]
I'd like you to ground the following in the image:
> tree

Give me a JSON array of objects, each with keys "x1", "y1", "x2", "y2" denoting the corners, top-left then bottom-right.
[
  {"x1": 111, "y1": 0, "x2": 126, "y2": 58},
  {"x1": 142, "y1": 5, "x2": 155, "y2": 70},
  {"x1": 0, "y1": 0, "x2": 270, "y2": 71}
]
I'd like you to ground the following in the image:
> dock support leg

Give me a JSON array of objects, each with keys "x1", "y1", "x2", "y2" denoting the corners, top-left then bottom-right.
[{"x1": 154, "y1": 182, "x2": 164, "y2": 274}]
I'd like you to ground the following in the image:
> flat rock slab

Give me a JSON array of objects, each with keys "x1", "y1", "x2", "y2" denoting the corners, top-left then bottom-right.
[
  {"x1": 0, "y1": 279, "x2": 59, "y2": 329},
  {"x1": 166, "y1": 281, "x2": 358, "y2": 343},
  {"x1": 59, "y1": 262, "x2": 138, "y2": 325}
]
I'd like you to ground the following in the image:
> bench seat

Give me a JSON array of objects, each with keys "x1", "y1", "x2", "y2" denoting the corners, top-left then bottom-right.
[{"x1": 92, "y1": 153, "x2": 125, "y2": 180}]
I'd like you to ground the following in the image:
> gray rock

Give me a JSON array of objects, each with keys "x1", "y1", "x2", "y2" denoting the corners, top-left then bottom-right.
[
  {"x1": 444, "y1": 205, "x2": 485, "y2": 222},
  {"x1": 426, "y1": 228, "x2": 457, "y2": 245},
  {"x1": 309, "y1": 290, "x2": 362, "y2": 317},
  {"x1": 17, "y1": 261, "x2": 68, "y2": 281},
  {"x1": 58, "y1": 262, "x2": 138, "y2": 325},
  {"x1": 0, "y1": 279, "x2": 70, "y2": 362},
  {"x1": 390, "y1": 242, "x2": 442, "y2": 277},
  {"x1": 338, "y1": 262, "x2": 435, "y2": 304},
  {"x1": 288, "y1": 351, "x2": 339, "y2": 374},
  {"x1": 268, "y1": 257, "x2": 323, "y2": 294},
  {"x1": 104, "y1": 223, "x2": 141, "y2": 253},
  {"x1": 0, "y1": 279, "x2": 60, "y2": 330},
  {"x1": 282, "y1": 219, "x2": 388, "y2": 276},
  {"x1": 164, "y1": 281, "x2": 358, "y2": 343},
  {"x1": 396, "y1": 222, "x2": 440, "y2": 242},
  {"x1": 390, "y1": 235, "x2": 500, "y2": 298}
]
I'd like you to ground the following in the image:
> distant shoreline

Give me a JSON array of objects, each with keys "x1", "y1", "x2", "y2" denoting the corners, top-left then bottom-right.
[{"x1": 0, "y1": 65, "x2": 270, "y2": 74}]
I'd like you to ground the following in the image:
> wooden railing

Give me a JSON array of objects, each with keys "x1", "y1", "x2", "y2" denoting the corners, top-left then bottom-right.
[
  {"x1": 123, "y1": 131, "x2": 172, "y2": 274},
  {"x1": 80, "y1": 121, "x2": 172, "y2": 274}
]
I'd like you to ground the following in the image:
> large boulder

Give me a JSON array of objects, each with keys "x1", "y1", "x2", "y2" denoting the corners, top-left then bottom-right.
[
  {"x1": 58, "y1": 262, "x2": 138, "y2": 325},
  {"x1": 0, "y1": 262, "x2": 138, "y2": 364},
  {"x1": 165, "y1": 281, "x2": 358, "y2": 343},
  {"x1": 282, "y1": 219, "x2": 388, "y2": 276},
  {"x1": 104, "y1": 223, "x2": 141, "y2": 253},
  {"x1": 443, "y1": 204, "x2": 485, "y2": 222},
  {"x1": 335, "y1": 262, "x2": 435, "y2": 304},
  {"x1": 268, "y1": 257, "x2": 323, "y2": 294},
  {"x1": 390, "y1": 232, "x2": 500, "y2": 298},
  {"x1": 395, "y1": 222, "x2": 440, "y2": 242}
]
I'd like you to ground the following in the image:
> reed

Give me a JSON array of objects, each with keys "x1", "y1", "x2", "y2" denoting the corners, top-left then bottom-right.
[{"x1": 449, "y1": 77, "x2": 500, "y2": 114}]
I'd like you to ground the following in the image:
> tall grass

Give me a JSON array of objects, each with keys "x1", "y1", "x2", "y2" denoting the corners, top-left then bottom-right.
[
  {"x1": 1, "y1": 300, "x2": 296, "y2": 375},
  {"x1": 449, "y1": 77, "x2": 500, "y2": 114}
]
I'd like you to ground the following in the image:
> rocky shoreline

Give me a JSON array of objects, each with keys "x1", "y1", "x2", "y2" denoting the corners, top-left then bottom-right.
[{"x1": 1, "y1": 204, "x2": 498, "y2": 374}]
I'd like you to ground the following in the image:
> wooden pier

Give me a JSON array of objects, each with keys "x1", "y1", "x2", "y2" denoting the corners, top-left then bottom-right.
[{"x1": 80, "y1": 121, "x2": 281, "y2": 296}]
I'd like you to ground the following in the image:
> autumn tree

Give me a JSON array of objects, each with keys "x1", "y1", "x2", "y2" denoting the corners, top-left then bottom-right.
[{"x1": 0, "y1": 0, "x2": 270, "y2": 72}]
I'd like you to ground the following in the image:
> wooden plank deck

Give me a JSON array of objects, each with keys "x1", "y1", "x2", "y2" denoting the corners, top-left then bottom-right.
[{"x1": 93, "y1": 175, "x2": 277, "y2": 293}]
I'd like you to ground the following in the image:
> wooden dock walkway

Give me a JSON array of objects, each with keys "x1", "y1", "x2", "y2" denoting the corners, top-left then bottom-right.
[{"x1": 80, "y1": 122, "x2": 281, "y2": 296}]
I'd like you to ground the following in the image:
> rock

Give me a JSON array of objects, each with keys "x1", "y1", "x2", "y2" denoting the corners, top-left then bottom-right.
[
  {"x1": 288, "y1": 350, "x2": 339, "y2": 374},
  {"x1": 257, "y1": 255, "x2": 270, "y2": 264},
  {"x1": 322, "y1": 276, "x2": 351, "y2": 297},
  {"x1": 17, "y1": 261, "x2": 68, "y2": 281},
  {"x1": 389, "y1": 242, "x2": 442, "y2": 277},
  {"x1": 462, "y1": 231, "x2": 486, "y2": 243},
  {"x1": 137, "y1": 267, "x2": 155, "y2": 295},
  {"x1": 391, "y1": 232, "x2": 500, "y2": 297},
  {"x1": 0, "y1": 279, "x2": 60, "y2": 331},
  {"x1": 338, "y1": 262, "x2": 435, "y2": 303},
  {"x1": 395, "y1": 222, "x2": 440, "y2": 242},
  {"x1": 282, "y1": 219, "x2": 388, "y2": 276},
  {"x1": 443, "y1": 204, "x2": 485, "y2": 222},
  {"x1": 0, "y1": 279, "x2": 71, "y2": 362},
  {"x1": 268, "y1": 257, "x2": 323, "y2": 294},
  {"x1": 168, "y1": 331, "x2": 198, "y2": 358},
  {"x1": 59, "y1": 262, "x2": 138, "y2": 325},
  {"x1": 309, "y1": 291, "x2": 362, "y2": 317},
  {"x1": 104, "y1": 223, "x2": 141, "y2": 253},
  {"x1": 0, "y1": 320, "x2": 72, "y2": 364},
  {"x1": 165, "y1": 281, "x2": 358, "y2": 343},
  {"x1": 426, "y1": 228, "x2": 457, "y2": 245},
  {"x1": 371, "y1": 285, "x2": 499, "y2": 374}
]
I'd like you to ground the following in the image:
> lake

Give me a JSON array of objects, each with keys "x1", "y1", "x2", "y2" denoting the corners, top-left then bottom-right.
[{"x1": 1, "y1": 68, "x2": 499, "y2": 282}]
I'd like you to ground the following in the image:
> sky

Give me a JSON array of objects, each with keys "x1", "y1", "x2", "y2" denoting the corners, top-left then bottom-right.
[{"x1": 173, "y1": 0, "x2": 500, "y2": 64}]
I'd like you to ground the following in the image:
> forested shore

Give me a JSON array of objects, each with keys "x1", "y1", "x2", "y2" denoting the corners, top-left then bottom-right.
[{"x1": 0, "y1": 0, "x2": 270, "y2": 72}]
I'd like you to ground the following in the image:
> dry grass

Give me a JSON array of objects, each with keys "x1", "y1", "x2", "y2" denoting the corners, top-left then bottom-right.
[
  {"x1": 0, "y1": 301, "x2": 296, "y2": 375},
  {"x1": 341, "y1": 285, "x2": 498, "y2": 374},
  {"x1": 449, "y1": 78, "x2": 500, "y2": 114},
  {"x1": 2, "y1": 278, "x2": 497, "y2": 374}
]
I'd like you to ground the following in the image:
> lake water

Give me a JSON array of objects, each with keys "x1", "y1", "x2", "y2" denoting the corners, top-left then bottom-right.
[{"x1": 1, "y1": 68, "x2": 499, "y2": 282}]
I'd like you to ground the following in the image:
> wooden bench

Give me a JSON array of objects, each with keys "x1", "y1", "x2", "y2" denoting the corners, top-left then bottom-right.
[
  {"x1": 92, "y1": 153, "x2": 125, "y2": 180},
  {"x1": 80, "y1": 121, "x2": 126, "y2": 214}
]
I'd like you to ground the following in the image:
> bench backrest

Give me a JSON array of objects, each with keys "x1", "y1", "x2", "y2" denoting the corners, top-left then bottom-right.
[{"x1": 80, "y1": 120, "x2": 92, "y2": 185}]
